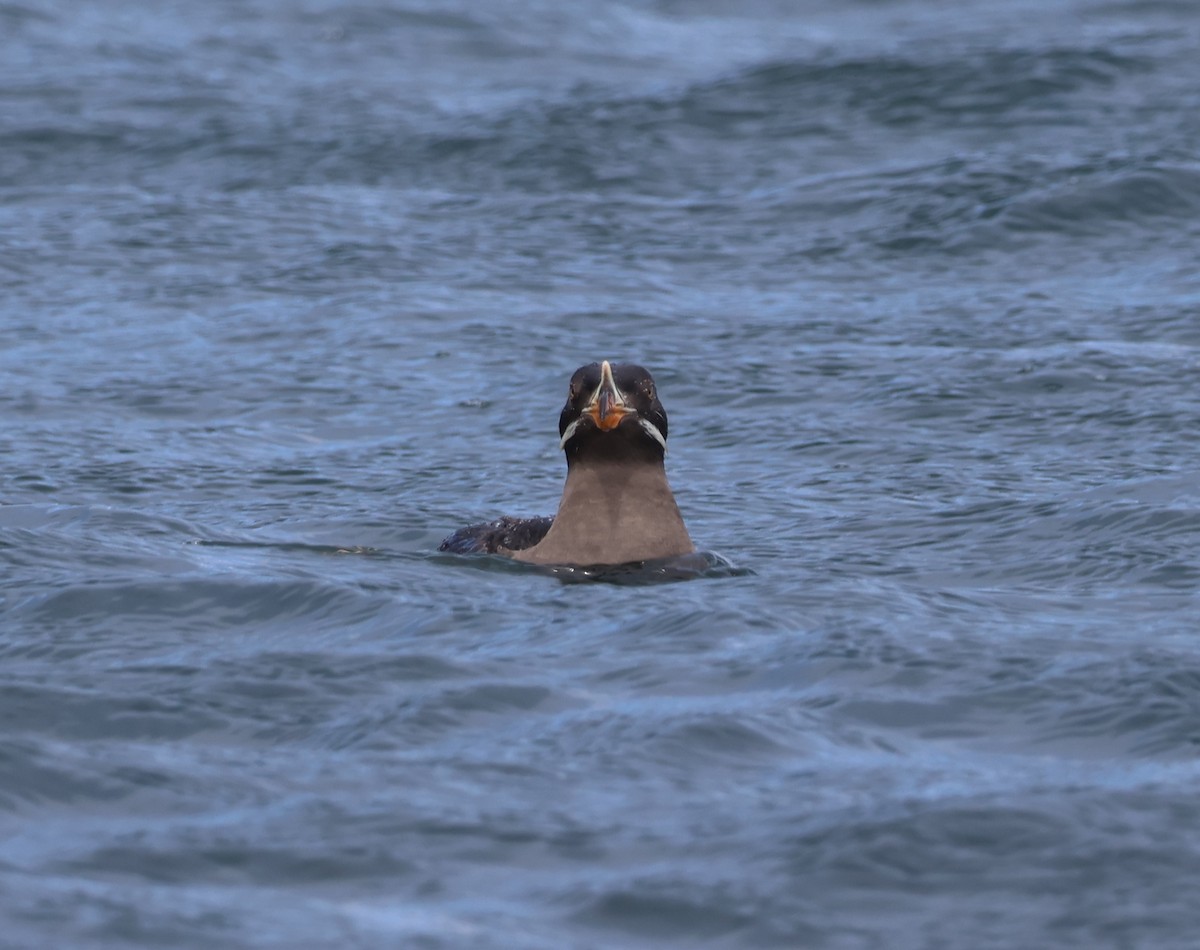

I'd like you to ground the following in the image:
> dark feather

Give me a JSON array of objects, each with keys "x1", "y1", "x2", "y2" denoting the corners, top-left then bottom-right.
[{"x1": 438, "y1": 516, "x2": 554, "y2": 555}]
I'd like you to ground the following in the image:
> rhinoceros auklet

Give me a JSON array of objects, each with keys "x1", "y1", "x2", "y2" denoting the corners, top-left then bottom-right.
[{"x1": 439, "y1": 360, "x2": 694, "y2": 566}]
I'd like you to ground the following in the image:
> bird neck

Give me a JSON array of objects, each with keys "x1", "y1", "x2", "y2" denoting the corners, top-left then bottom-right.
[{"x1": 516, "y1": 458, "x2": 693, "y2": 565}]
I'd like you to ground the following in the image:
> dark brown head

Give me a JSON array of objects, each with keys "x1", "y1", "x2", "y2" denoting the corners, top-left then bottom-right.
[{"x1": 558, "y1": 361, "x2": 669, "y2": 466}]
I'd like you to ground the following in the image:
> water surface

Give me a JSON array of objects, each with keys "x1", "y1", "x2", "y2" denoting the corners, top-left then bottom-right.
[{"x1": 3, "y1": 1, "x2": 1200, "y2": 947}]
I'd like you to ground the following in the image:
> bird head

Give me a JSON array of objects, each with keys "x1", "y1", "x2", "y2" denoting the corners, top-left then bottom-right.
[{"x1": 557, "y1": 360, "x2": 669, "y2": 464}]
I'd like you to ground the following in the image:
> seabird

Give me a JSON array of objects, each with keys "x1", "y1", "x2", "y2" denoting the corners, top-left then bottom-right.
[{"x1": 439, "y1": 360, "x2": 694, "y2": 566}]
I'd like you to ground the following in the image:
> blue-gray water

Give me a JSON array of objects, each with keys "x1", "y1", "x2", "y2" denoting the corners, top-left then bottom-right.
[{"x1": 3, "y1": 1, "x2": 1200, "y2": 947}]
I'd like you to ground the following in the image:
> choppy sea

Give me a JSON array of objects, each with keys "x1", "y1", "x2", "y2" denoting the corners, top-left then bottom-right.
[{"x1": 3, "y1": 1, "x2": 1200, "y2": 947}]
